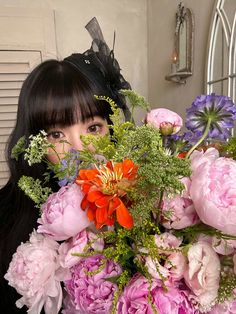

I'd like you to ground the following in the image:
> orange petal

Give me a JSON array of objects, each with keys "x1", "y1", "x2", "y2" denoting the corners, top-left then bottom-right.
[
  {"x1": 106, "y1": 160, "x2": 114, "y2": 171},
  {"x1": 87, "y1": 190, "x2": 103, "y2": 202},
  {"x1": 96, "y1": 207, "x2": 108, "y2": 224},
  {"x1": 116, "y1": 200, "x2": 134, "y2": 229},
  {"x1": 106, "y1": 216, "x2": 115, "y2": 226},
  {"x1": 95, "y1": 197, "x2": 110, "y2": 208},
  {"x1": 81, "y1": 196, "x2": 88, "y2": 210},
  {"x1": 87, "y1": 207, "x2": 96, "y2": 221},
  {"x1": 80, "y1": 183, "x2": 91, "y2": 194},
  {"x1": 108, "y1": 197, "x2": 120, "y2": 215},
  {"x1": 79, "y1": 169, "x2": 99, "y2": 180}
]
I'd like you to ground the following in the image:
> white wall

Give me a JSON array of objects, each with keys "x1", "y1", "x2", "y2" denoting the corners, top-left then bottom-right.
[
  {"x1": 0, "y1": 0, "x2": 217, "y2": 122},
  {"x1": 147, "y1": 0, "x2": 215, "y2": 120},
  {"x1": 0, "y1": 0, "x2": 148, "y2": 122}
]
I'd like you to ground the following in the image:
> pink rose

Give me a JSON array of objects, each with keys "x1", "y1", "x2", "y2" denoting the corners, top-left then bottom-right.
[
  {"x1": 4, "y1": 231, "x2": 67, "y2": 314},
  {"x1": 144, "y1": 233, "x2": 187, "y2": 283},
  {"x1": 212, "y1": 237, "x2": 236, "y2": 256},
  {"x1": 184, "y1": 241, "x2": 221, "y2": 309},
  {"x1": 190, "y1": 148, "x2": 236, "y2": 235},
  {"x1": 162, "y1": 177, "x2": 200, "y2": 229},
  {"x1": 64, "y1": 255, "x2": 122, "y2": 314},
  {"x1": 59, "y1": 230, "x2": 104, "y2": 268},
  {"x1": 154, "y1": 232, "x2": 182, "y2": 248},
  {"x1": 197, "y1": 235, "x2": 236, "y2": 256},
  {"x1": 38, "y1": 183, "x2": 91, "y2": 241},
  {"x1": 145, "y1": 108, "x2": 183, "y2": 135}
]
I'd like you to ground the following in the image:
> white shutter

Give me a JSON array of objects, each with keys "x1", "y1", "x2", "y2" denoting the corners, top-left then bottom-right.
[{"x1": 0, "y1": 50, "x2": 42, "y2": 187}]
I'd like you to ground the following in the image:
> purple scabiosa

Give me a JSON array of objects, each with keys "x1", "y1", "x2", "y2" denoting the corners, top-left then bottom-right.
[
  {"x1": 185, "y1": 94, "x2": 236, "y2": 158},
  {"x1": 186, "y1": 93, "x2": 236, "y2": 140}
]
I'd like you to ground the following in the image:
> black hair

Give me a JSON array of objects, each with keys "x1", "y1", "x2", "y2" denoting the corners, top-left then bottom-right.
[
  {"x1": 0, "y1": 56, "x2": 129, "y2": 312},
  {"x1": 7, "y1": 59, "x2": 115, "y2": 182}
]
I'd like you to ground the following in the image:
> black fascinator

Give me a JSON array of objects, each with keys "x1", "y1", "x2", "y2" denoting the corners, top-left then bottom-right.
[{"x1": 64, "y1": 17, "x2": 131, "y2": 120}]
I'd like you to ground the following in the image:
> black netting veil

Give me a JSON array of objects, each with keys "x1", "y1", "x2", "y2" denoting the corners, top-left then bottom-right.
[{"x1": 64, "y1": 17, "x2": 131, "y2": 121}]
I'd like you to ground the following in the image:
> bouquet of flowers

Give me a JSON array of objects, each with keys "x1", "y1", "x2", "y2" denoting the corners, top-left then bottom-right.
[{"x1": 6, "y1": 91, "x2": 236, "y2": 314}]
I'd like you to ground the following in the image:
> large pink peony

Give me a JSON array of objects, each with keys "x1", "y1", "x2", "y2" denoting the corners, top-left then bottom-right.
[
  {"x1": 190, "y1": 148, "x2": 236, "y2": 235},
  {"x1": 38, "y1": 183, "x2": 91, "y2": 241},
  {"x1": 64, "y1": 254, "x2": 122, "y2": 314},
  {"x1": 184, "y1": 241, "x2": 221, "y2": 309},
  {"x1": 4, "y1": 231, "x2": 68, "y2": 314},
  {"x1": 145, "y1": 108, "x2": 183, "y2": 135},
  {"x1": 117, "y1": 274, "x2": 196, "y2": 314}
]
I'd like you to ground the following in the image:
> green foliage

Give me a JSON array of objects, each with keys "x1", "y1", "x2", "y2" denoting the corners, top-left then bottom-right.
[
  {"x1": 18, "y1": 176, "x2": 52, "y2": 208},
  {"x1": 217, "y1": 268, "x2": 236, "y2": 303},
  {"x1": 120, "y1": 89, "x2": 151, "y2": 112},
  {"x1": 173, "y1": 223, "x2": 236, "y2": 245},
  {"x1": 24, "y1": 130, "x2": 51, "y2": 166},
  {"x1": 11, "y1": 136, "x2": 26, "y2": 160},
  {"x1": 223, "y1": 137, "x2": 236, "y2": 159}
]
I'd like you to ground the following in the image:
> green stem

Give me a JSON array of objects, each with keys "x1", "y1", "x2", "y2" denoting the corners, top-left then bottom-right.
[{"x1": 186, "y1": 118, "x2": 212, "y2": 158}]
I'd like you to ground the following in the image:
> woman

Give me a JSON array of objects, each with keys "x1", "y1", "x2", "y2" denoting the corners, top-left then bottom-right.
[{"x1": 0, "y1": 18, "x2": 131, "y2": 313}]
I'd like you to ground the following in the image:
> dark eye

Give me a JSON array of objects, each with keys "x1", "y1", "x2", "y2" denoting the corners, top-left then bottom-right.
[
  {"x1": 87, "y1": 124, "x2": 102, "y2": 134},
  {"x1": 47, "y1": 131, "x2": 64, "y2": 140}
]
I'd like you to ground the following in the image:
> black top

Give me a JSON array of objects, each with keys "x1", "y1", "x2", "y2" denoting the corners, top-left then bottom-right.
[{"x1": 0, "y1": 182, "x2": 39, "y2": 313}]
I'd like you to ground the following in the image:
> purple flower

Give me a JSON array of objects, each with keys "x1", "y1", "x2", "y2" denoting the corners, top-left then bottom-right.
[
  {"x1": 186, "y1": 94, "x2": 236, "y2": 140},
  {"x1": 183, "y1": 131, "x2": 204, "y2": 144},
  {"x1": 64, "y1": 254, "x2": 122, "y2": 314},
  {"x1": 58, "y1": 149, "x2": 81, "y2": 187},
  {"x1": 117, "y1": 274, "x2": 196, "y2": 314}
]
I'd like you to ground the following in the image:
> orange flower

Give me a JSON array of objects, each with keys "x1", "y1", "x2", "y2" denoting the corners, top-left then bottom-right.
[{"x1": 76, "y1": 159, "x2": 138, "y2": 229}]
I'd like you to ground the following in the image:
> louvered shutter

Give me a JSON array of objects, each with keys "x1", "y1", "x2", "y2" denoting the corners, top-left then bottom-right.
[{"x1": 0, "y1": 50, "x2": 42, "y2": 187}]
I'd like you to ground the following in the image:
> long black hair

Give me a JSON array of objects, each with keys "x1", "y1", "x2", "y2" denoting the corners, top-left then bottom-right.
[{"x1": 0, "y1": 56, "x2": 130, "y2": 313}]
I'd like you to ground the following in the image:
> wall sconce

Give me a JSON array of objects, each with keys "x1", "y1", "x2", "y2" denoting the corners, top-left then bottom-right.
[{"x1": 165, "y1": 2, "x2": 194, "y2": 84}]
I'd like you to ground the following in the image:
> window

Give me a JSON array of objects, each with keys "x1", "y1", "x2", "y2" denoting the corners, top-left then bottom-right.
[{"x1": 0, "y1": 51, "x2": 42, "y2": 187}]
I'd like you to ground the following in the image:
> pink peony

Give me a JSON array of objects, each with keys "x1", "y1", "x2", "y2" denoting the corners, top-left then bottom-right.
[
  {"x1": 207, "y1": 299, "x2": 236, "y2": 313},
  {"x1": 190, "y1": 148, "x2": 236, "y2": 235},
  {"x1": 64, "y1": 254, "x2": 122, "y2": 314},
  {"x1": 190, "y1": 148, "x2": 219, "y2": 173},
  {"x1": 152, "y1": 283, "x2": 197, "y2": 314},
  {"x1": 184, "y1": 241, "x2": 221, "y2": 309},
  {"x1": 117, "y1": 274, "x2": 157, "y2": 314},
  {"x1": 59, "y1": 230, "x2": 104, "y2": 268},
  {"x1": 145, "y1": 108, "x2": 183, "y2": 135},
  {"x1": 117, "y1": 274, "x2": 196, "y2": 314},
  {"x1": 162, "y1": 177, "x2": 200, "y2": 229},
  {"x1": 38, "y1": 183, "x2": 91, "y2": 241},
  {"x1": 4, "y1": 231, "x2": 68, "y2": 314}
]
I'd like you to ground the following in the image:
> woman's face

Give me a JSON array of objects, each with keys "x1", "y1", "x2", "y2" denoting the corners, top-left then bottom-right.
[{"x1": 46, "y1": 116, "x2": 109, "y2": 163}]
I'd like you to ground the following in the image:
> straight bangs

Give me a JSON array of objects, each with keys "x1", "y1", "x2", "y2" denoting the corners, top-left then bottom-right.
[{"x1": 28, "y1": 60, "x2": 112, "y2": 134}]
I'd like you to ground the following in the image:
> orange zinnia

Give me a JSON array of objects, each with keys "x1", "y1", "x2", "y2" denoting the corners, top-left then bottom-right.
[{"x1": 76, "y1": 159, "x2": 138, "y2": 229}]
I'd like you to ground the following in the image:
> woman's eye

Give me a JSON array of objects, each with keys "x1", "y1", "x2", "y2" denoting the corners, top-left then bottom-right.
[
  {"x1": 87, "y1": 124, "x2": 102, "y2": 134},
  {"x1": 47, "y1": 131, "x2": 64, "y2": 140}
]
